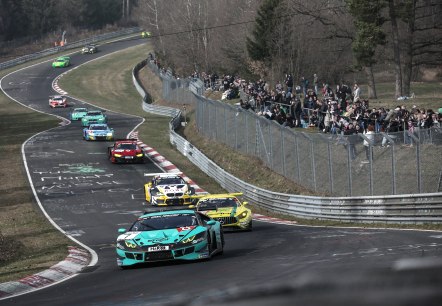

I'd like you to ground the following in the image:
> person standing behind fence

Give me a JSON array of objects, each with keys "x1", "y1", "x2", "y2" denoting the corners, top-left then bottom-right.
[
  {"x1": 301, "y1": 76, "x2": 309, "y2": 97},
  {"x1": 285, "y1": 74, "x2": 293, "y2": 97},
  {"x1": 363, "y1": 125, "x2": 375, "y2": 163},
  {"x1": 353, "y1": 83, "x2": 361, "y2": 103},
  {"x1": 313, "y1": 74, "x2": 319, "y2": 95},
  {"x1": 403, "y1": 119, "x2": 415, "y2": 147}
]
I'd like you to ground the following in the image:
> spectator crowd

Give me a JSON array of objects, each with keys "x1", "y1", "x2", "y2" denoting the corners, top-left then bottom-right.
[
  {"x1": 201, "y1": 72, "x2": 442, "y2": 139},
  {"x1": 147, "y1": 53, "x2": 441, "y2": 141}
]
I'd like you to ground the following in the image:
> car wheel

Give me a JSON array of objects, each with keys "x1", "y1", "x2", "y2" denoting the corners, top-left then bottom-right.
[
  {"x1": 245, "y1": 222, "x2": 253, "y2": 231},
  {"x1": 219, "y1": 231, "x2": 225, "y2": 255},
  {"x1": 207, "y1": 232, "x2": 213, "y2": 255}
]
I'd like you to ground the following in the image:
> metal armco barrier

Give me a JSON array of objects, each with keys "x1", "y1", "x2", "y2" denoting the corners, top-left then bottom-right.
[
  {"x1": 0, "y1": 27, "x2": 141, "y2": 71},
  {"x1": 133, "y1": 61, "x2": 442, "y2": 224}
]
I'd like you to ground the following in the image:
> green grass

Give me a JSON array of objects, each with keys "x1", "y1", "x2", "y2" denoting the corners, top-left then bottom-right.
[
  {"x1": 0, "y1": 69, "x2": 71, "y2": 283},
  {"x1": 362, "y1": 81, "x2": 442, "y2": 111}
]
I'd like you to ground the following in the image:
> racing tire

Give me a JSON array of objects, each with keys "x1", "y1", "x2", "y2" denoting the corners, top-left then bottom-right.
[
  {"x1": 189, "y1": 187, "x2": 195, "y2": 195},
  {"x1": 207, "y1": 232, "x2": 213, "y2": 256},
  {"x1": 218, "y1": 231, "x2": 225, "y2": 255},
  {"x1": 245, "y1": 222, "x2": 253, "y2": 232}
]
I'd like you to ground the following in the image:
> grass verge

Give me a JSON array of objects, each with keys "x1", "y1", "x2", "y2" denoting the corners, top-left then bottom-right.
[{"x1": 0, "y1": 76, "x2": 70, "y2": 283}]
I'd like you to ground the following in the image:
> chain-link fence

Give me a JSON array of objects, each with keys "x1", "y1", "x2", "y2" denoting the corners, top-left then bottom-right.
[
  {"x1": 146, "y1": 60, "x2": 202, "y2": 105},
  {"x1": 196, "y1": 98, "x2": 442, "y2": 196},
  {"x1": 144, "y1": 63, "x2": 442, "y2": 197}
]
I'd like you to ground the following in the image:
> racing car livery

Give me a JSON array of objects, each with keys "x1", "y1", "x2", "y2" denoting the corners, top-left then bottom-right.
[
  {"x1": 144, "y1": 173, "x2": 196, "y2": 206},
  {"x1": 195, "y1": 193, "x2": 252, "y2": 231},
  {"x1": 81, "y1": 44, "x2": 97, "y2": 54},
  {"x1": 70, "y1": 107, "x2": 88, "y2": 120},
  {"x1": 49, "y1": 95, "x2": 68, "y2": 108},
  {"x1": 116, "y1": 209, "x2": 224, "y2": 268},
  {"x1": 81, "y1": 110, "x2": 107, "y2": 126},
  {"x1": 108, "y1": 139, "x2": 145, "y2": 163},
  {"x1": 83, "y1": 124, "x2": 114, "y2": 141},
  {"x1": 52, "y1": 56, "x2": 70, "y2": 68}
]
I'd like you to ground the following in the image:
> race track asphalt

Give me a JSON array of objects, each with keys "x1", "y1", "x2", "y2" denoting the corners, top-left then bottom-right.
[{"x1": 1, "y1": 38, "x2": 442, "y2": 306}]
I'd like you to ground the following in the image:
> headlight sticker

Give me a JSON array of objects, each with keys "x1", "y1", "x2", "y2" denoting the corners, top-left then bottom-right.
[{"x1": 125, "y1": 240, "x2": 137, "y2": 248}]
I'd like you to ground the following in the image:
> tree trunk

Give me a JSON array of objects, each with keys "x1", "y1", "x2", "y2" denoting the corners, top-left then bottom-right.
[
  {"x1": 388, "y1": 0, "x2": 402, "y2": 98},
  {"x1": 402, "y1": 0, "x2": 417, "y2": 97},
  {"x1": 364, "y1": 65, "x2": 377, "y2": 99}
]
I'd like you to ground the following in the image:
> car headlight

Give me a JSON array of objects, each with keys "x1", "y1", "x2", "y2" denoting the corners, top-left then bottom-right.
[
  {"x1": 136, "y1": 153, "x2": 144, "y2": 157},
  {"x1": 181, "y1": 231, "x2": 206, "y2": 244},
  {"x1": 238, "y1": 211, "x2": 248, "y2": 219},
  {"x1": 114, "y1": 153, "x2": 122, "y2": 157},
  {"x1": 117, "y1": 240, "x2": 140, "y2": 250},
  {"x1": 107, "y1": 133, "x2": 113, "y2": 136}
]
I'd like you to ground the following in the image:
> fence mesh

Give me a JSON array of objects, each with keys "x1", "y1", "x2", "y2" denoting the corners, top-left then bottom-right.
[{"x1": 146, "y1": 61, "x2": 442, "y2": 196}]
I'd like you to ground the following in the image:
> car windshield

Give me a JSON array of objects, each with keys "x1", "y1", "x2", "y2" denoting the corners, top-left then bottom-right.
[
  {"x1": 75, "y1": 108, "x2": 87, "y2": 112},
  {"x1": 197, "y1": 198, "x2": 238, "y2": 211},
  {"x1": 87, "y1": 112, "x2": 102, "y2": 116},
  {"x1": 90, "y1": 125, "x2": 107, "y2": 130},
  {"x1": 53, "y1": 98, "x2": 63, "y2": 101},
  {"x1": 130, "y1": 214, "x2": 197, "y2": 231},
  {"x1": 156, "y1": 177, "x2": 186, "y2": 185},
  {"x1": 116, "y1": 143, "x2": 136, "y2": 150}
]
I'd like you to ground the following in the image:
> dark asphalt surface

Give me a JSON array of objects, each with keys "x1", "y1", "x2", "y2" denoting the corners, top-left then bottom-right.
[{"x1": 1, "y1": 37, "x2": 442, "y2": 306}]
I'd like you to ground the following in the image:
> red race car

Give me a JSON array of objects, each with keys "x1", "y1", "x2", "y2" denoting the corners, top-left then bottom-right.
[
  {"x1": 49, "y1": 95, "x2": 68, "y2": 108},
  {"x1": 108, "y1": 139, "x2": 145, "y2": 164}
]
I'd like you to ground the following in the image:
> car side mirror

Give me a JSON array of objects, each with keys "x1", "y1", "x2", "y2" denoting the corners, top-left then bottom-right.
[
  {"x1": 118, "y1": 228, "x2": 127, "y2": 234},
  {"x1": 207, "y1": 220, "x2": 216, "y2": 226},
  {"x1": 243, "y1": 202, "x2": 249, "y2": 206}
]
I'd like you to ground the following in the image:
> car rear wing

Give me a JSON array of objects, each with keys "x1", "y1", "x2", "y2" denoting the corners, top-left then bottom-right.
[
  {"x1": 142, "y1": 206, "x2": 196, "y2": 215},
  {"x1": 144, "y1": 172, "x2": 183, "y2": 178}
]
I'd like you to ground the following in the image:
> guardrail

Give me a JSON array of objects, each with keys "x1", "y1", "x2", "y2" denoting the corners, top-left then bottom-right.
[
  {"x1": 133, "y1": 60, "x2": 442, "y2": 224},
  {"x1": 0, "y1": 27, "x2": 141, "y2": 71}
]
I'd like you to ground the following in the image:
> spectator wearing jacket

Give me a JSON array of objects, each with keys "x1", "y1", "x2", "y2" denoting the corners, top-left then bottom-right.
[{"x1": 363, "y1": 125, "x2": 375, "y2": 163}]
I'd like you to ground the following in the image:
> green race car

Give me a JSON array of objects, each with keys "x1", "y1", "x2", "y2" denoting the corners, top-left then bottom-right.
[
  {"x1": 116, "y1": 209, "x2": 224, "y2": 268},
  {"x1": 81, "y1": 110, "x2": 107, "y2": 126},
  {"x1": 70, "y1": 107, "x2": 88, "y2": 121},
  {"x1": 141, "y1": 31, "x2": 152, "y2": 38},
  {"x1": 52, "y1": 56, "x2": 71, "y2": 68}
]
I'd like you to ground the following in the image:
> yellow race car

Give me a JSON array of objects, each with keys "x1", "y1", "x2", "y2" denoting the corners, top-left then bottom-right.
[
  {"x1": 144, "y1": 173, "x2": 196, "y2": 206},
  {"x1": 194, "y1": 193, "x2": 252, "y2": 231}
]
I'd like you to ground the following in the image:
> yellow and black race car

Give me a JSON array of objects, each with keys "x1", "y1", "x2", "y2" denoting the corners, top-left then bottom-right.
[
  {"x1": 144, "y1": 173, "x2": 196, "y2": 206},
  {"x1": 194, "y1": 193, "x2": 252, "y2": 231}
]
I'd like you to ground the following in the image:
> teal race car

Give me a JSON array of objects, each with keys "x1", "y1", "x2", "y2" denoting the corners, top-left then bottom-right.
[
  {"x1": 70, "y1": 107, "x2": 88, "y2": 121},
  {"x1": 116, "y1": 209, "x2": 224, "y2": 268},
  {"x1": 83, "y1": 124, "x2": 114, "y2": 141},
  {"x1": 52, "y1": 56, "x2": 70, "y2": 68},
  {"x1": 81, "y1": 110, "x2": 107, "y2": 126}
]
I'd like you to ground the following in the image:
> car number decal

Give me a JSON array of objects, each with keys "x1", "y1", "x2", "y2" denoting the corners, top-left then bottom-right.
[{"x1": 177, "y1": 226, "x2": 196, "y2": 232}]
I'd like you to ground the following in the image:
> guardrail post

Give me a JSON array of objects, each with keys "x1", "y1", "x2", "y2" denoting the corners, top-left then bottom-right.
[
  {"x1": 295, "y1": 134, "x2": 301, "y2": 181},
  {"x1": 235, "y1": 108, "x2": 238, "y2": 149},
  {"x1": 224, "y1": 106, "x2": 227, "y2": 143},
  {"x1": 246, "y1": 114, "x2": 249, "y2": 155},
  {"x1": 214, "y1": 102, "x2": 218, "y2": 140},
  {"x1": 302, "y1": 133, "x2": 317, "y2": 192},
  {"x1": 269, "y1": 123, "x2": 273, "y2": 169},
  {"x1": 319, "y1": 134, "x2": 333, "y2": 194},
  {"x1": 281, "y1": 126, "x2": 286, "y2": 177},
  {"x1": 381, "y1": 133, "x2": 397, "y2": 194},
  {"x1": 407, "y1": 132, "x2": 422, "y2": 193}
]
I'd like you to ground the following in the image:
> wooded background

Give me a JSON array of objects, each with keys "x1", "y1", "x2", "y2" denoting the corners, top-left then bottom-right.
[{"x1": 1, "y1": 0, "x2": 441, "y2": 98}]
